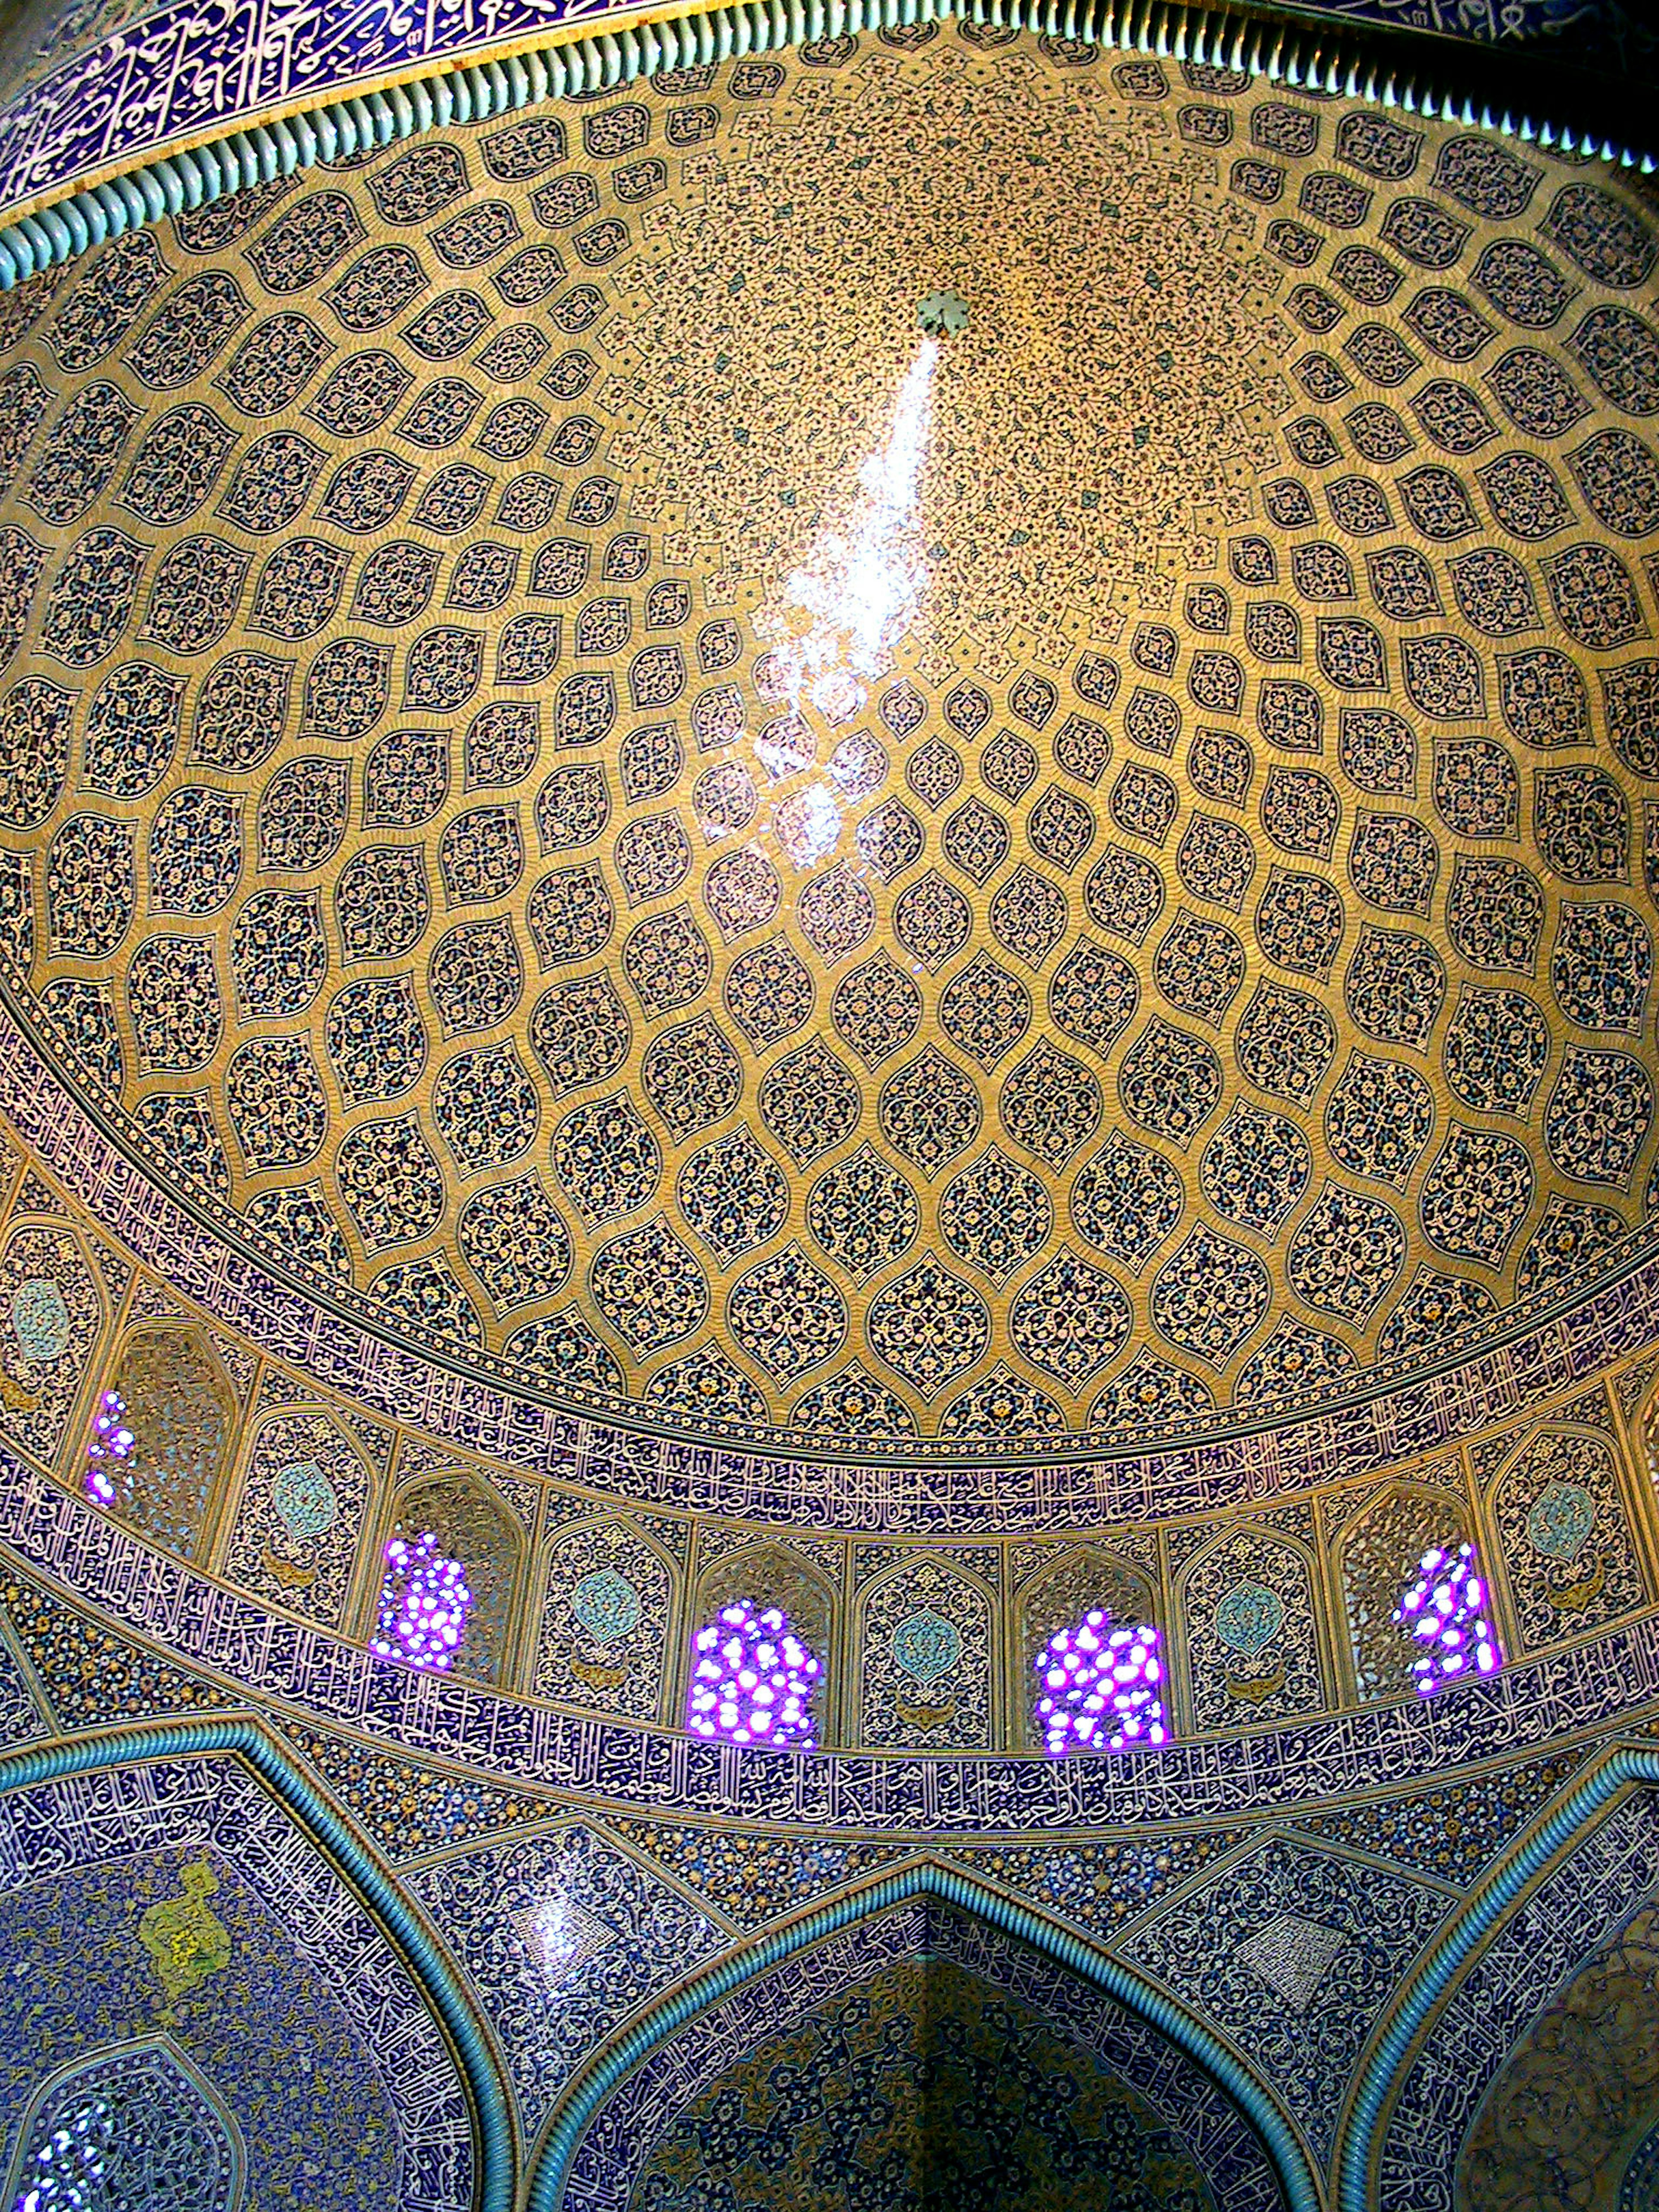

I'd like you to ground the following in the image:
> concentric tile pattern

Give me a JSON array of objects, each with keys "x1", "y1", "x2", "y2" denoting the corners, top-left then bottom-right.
[{"x1": 2, "y1": 32, "x2": 1657, "y2": 1447}]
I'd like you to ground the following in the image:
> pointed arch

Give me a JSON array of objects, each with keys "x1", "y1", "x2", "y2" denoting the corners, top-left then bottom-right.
[
  {"x1": 1484, "y1": 1420, "x2": 1650, "y2": 1656},
  {"x1": 684, "y1": 1538, "x2": 841, "y2": 1744},
  {"x1": 524, "y1": 1856, "x2": 1319, "y2": 2212},
  {"x1": 536, "y1": 1513, "x2": 679, "y2": 1722},
  {"x1": 3, "y1": 2037, "x2": 247, "y2": 2212},
  {"x1": 1174, "y1": 1523, "x2": 1328, "y2": 1732},
  {"x1": 377, "y1": 1467, "x2": 528, "y2": 1684},
  {"x1": 855, "y1": 1554, "x2": 997, "y2": 1749},
  {"x1": 0, "y1": 1714, "x2": 514, "y2": 2212},
  {"x1": 1338, "y1": 1745, "x2": 1659, "y2": 2212},
  {"x1": 98, "y1": 1322, "x2": 237, "y2": 1560}
]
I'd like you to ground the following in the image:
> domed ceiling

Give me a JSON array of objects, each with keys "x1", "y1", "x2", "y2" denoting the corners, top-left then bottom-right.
[{"x1": 2, "y1": 32, "x2": 1657, "y2": 1455}]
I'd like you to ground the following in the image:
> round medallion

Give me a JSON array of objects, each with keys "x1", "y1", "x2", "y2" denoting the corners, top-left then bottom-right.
[
  {"x1": 1214, "y1": 1581, "x2": 1285, "y2": 1659},
  {"x1": 890, "y1": 1608, "x2": 961, "y2": 1685},
  {"x1": 10, "y1": 1278, "x2": 70, "y2": 1363},
  {"x1": 270, "y1": 1459, "x2": 339, "y2": 1539},
  {"x1": 572, "y1": 1566, "x2": 643, "y2": 1644},
  {"x1": 1526, "y1": 1479, "x2": 1596, "y2": 1562}
]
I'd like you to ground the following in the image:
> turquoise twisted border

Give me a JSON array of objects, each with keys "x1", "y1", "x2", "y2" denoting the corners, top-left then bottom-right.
[
  {"x1": 0, "y1": 0, "x2": 1653, "y2": 289},
  {"x1": 0, "y1": 1716, "x2": 516, "y2": 2212},
  {"x1": 1338, "y1": 1744, "x2": 1659, "y2": 2212},
  {"x1": 526, "y1": 1856, "x2": 1322, "y2": 2212}
]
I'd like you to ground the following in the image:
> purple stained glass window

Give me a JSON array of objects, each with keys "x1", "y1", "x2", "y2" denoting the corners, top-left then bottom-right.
[
  {"x1": 1034, "y1": 1610, "x2": 1167, "y2": 1754},
  {"x1": 1394, "y1": 1540, "x2": 1501, "y2": 1694},
  {"x1": 686, "y1": 1598, "x2": 820, "y2": 1750},
  {"x1": 83, "y1": 1386, "x2": 134, "y2": 1509},
  {"x1": 372, "y1": 1531, "x2": 474, "y2": 1672}
]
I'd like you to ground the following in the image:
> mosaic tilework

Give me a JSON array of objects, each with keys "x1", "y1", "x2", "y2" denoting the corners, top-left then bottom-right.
[
  {"x1": 7, "y1": 1478, "x2": 1659, "y2": 1834},
  {"x1": 0, "y1": 1751, "x2": 474, "y2": 2210},
  {"x1": 537, "y1": 1514, "x2": 674, "y2": 1720},
  {"x1": 1379, "y1": 1788, "x2": 1659, "y2": 2212},
  {"x1": 1289, "y1": 1748, "x2": 1586, "y2": 1885},
  {"x1": 408, "y1": 1820, "x2": 728, "y2": 2138},
  {"x1": 6, "y1": 1020, "x2": 1659, "y2": 1521},
  {"x1": 562, "y1": 1897, "x2": 1284, "y2": 2212},
  {"x1": 0, "y1": 1616, "x2": 46, "y2": 1743},
  {"x1": 219, "y1": 1406, "x2": 372, "y2": 1626},
  {"x1": 282, "y1": 1723, "x2": 563, "y2": 1858},
  {"x1": 1461, "y1": 1895, "x2": 1659, "y2": 2212},
  {"x1": 0, "y1": 49, "x2": 1656, "y2": 1469},
  {"x1": 1177, "y1": 1527, "x2": 1327, "y2": 1732},
  {"x1": 1121, "y1": 1834, "x2": 1449, "y2": 2158},
  {"x1": 0, "y1": 1218, "x2": 102, "y2": 1467},
  {"x1": 601, "y1": 1818, "x2": 907, "y2": 1928},
  {"x1": 0, "y1": 1567, "x2": 236, "y2": 1727},
  {"x1": 633, "y1": 1952, "x2": 1222, "y2": 2211},
  {"x1": 1488, "y1": 1423, "x2": 1652, "y2": 1654},
  {"x1": 944, "y1": 1831, "x2": 1251, "y2": 1939}
]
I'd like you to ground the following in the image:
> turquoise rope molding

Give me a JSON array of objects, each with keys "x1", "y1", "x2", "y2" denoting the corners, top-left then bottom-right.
[
  {"x1": 1338, "y1": 1743, "x2": 1659, "y2": 2212},
  {"x1": 0, "y1": 1716, "x2": 517, "y2": 2212},
  {"x1": 526, "y1": 1855, "x2": 1324, "y2": 2212},
  {"x1": 0, "y1": 0, "x2": 1654, "y2": 291}
]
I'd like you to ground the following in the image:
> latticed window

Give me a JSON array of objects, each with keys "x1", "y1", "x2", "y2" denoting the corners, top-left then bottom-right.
[
  {"x1": 371, "y1": 1476, "x2": 521, "y2": 1682},
  {"x1": 1393, "y1": 1540, "x2": 1501, "y2": 1694},
  {"x1": 686, "y1": 1545, "x2": 831, "y2": 1750},
  {"x1": 1020, "y1": 1550, "x2": 1165, "y2": 1753},
  {"x1": 1337, "y1": 1486, "x2": 1473, "y2": 1701},
  {"x1": 90, "y1": 1328, "x2": 233, "y2": 1558},
  {"x1": 6, "y1": 2044, "x2": 241, "y2": 2212},
  {"x1": 1033, "y1": 1612, "x2": 1167, "y2": 1754},
  {"x1": 686, "y1": 1597, "x2": 822, "y2": 1749}
]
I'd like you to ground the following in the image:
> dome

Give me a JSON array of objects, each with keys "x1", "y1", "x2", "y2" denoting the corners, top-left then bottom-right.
[
  {"x1": 0, "y1": 17, "x2": 1657, "y2": 2211},
  {"x1": 3, "y1": 42, "x2": 1656, "y2": 1465}
]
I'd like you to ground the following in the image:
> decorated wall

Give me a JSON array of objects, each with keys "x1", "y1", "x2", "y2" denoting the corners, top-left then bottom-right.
[{"x1": 0, "y1": 16, "x2": 1656, "y2": 2212}]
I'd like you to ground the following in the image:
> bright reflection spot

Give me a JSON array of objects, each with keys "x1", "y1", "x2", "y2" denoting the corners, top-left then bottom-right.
[
  {"x1": 1394, "y1": 1540, "x2": 1502, "y2": 1694},
  {"x1": 768, "y1": 337, "x2": 938, "y2": 725},
  {"x1": 513, "y1": 1891, "x2": 613, "y2": 1989},
  {"x1": 738, "y1": 339, "x2": 939, "y2": 872}
]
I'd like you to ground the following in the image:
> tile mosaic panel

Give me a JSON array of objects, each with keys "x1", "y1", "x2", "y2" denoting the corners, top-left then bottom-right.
[{"x1": 0, "y1": 46, "x2": 1653, "y2": 1484}]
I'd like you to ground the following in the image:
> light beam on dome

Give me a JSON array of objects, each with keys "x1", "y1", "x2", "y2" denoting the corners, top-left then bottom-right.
[{"x1": 749, "y1": 337, "x2": 939, "y2": 866}]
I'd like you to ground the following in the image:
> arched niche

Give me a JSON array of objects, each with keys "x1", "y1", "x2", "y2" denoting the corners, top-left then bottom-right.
[
  {"x1": 3, "y1": 2038, "x2": 246, "y2": 2212},
  {"x1": 687, "y1": 1539, "x2": 839, "y2": 1742},
  {"x1": 0, "y1": 1218, "x2": 104, "y2": 1470},
  {"x1": 1013, "y1": 1545, "x2": 1159, "y2": 1751},
  {"x1": 1487, "y1": 1423, "x2": 1650, "y2": 1656},
  {"x1": 537, "y1": 1516, "x2": 676, "y2": 1722},
  {"x1": 1176, "y1": 1526, "x2": 1327, "y2": 1732},
  {"x1": 529, "y1": 1864, "x2": 1313, "y2": 2212},
  {"x1": 378, "y1": 1470, "x2": 526, "y2": 1686},
  {"x1": 1458, "y1": 1894, "x2": 1659, "y2": 2212},
  {"x1": 858, "y1": 1557, "x2": 994, "y2": 1751},
  {"x1": 1330, "y1": 1478, "x2": 1473, "y2": 1703},
  {"x1": 102, "y1": 1323, "x2": 236, "y2": 1560},
  {"x1": 218, "y1": 1407, "x2": 373, "y2": 1630}
]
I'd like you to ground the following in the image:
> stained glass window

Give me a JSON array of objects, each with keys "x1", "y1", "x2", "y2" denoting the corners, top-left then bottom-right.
[
  {"x1": 686, "y1": 1598, "x2": 821, "y2": 1749},
  {"x1": 372, "y1": 1531, "x2": 474, "y2": 1672},
  {"x1": 1394, "y1": 1540, "x2": 1501, "y2": 1694},
  {"x1": 1034, "y1": 1610, "x2": 1167, "y2": 1754}
]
